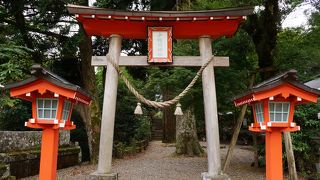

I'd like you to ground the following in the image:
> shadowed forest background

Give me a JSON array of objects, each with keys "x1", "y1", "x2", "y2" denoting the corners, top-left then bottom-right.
[{"x1": 1, "y1": 0, "x2": 320, "y2": 177}]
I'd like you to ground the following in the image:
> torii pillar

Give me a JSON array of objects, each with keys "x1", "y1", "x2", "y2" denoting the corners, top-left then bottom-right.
[
  {"x1": 200, "y1": 36, "x2": 226, "y2": 179},
  {"x1": 67, "y1": 4, "x2": 253, "y2": 180},
  {"x1": 90, "y1": 35, "x2": 122, "y2": 179}
]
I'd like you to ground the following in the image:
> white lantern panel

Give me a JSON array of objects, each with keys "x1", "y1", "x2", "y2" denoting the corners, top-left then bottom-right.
[
  {"x1": 38, "y1": 100, "x2": 43, "y2": 108},
  {"x1": 255, "y1": 103, "x2": 264, "y2": 123},
  {"x1": 37, "y1": 98, "x2": 58, "y2": 120},
  {"x1": 62, "y1": 100, "x2": 72, "y2": 121},
  {"x1": 51, "y1": 110, "x2": 57, "y2": 118},
  {"x1": 269, "y1": 102, "x2": 290, "y2": 122},
  {"x1": 44, "y1": 100, "x2": 51, "y2": 108},
  {"x1": 283, "y1": 113, "x2": 288, "y2": 122},
  {"x1": 275, "y1": 113, "x2": 282, "y2": 121},
  {"x1": 283, "y1": 103, "x2": 289, "y2": 111}
]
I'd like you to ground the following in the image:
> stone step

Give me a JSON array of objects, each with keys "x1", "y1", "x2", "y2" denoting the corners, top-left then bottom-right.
[
  {"x1": 152, "y1": 135, "x2": 162, "y2": 140},
  {"x1": 152, "y1": 123, "x2": 162, "y2": 127},
  {"x1": 152, "y1": 129, "x2": 162, "y2": 133}
]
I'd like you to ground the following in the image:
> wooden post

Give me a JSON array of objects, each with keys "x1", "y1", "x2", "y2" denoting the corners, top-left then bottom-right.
[
  {"x1": 284, "y1": 132, "x2": 298, "y2": 180},
  {"x1": 266, "y1": 130, "x2": 283, "y2": 180},
  {"x1": 252, "y1": 134, "x2": 259, "y2": 168},
  {"x1": 95, "y1": 35, "x2": 122, "y2": 176},
  {"x1": 39, "y1": 128, "x2": 59, "y2": 180},
  {"x1": 222, "y1": 104, "x2": 247, "y2": 172},
  {"x1": 199, "y1": 36, "x2": 224, "y2": 178},
  {"x1": 223, "y1": 74, "x2": 255, "y2": 172}
]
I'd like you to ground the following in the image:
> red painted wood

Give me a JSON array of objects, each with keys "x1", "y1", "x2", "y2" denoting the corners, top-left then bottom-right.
[
  {"x1": 266, "y1": 130, "x2": 283, "y2": 180},
  {"x1": 147, "y1": 27, "x2": 172, "y2": 63},
  {"x1": 77, "y1": 17, "x2": 243, "y2": 39},
  {"x1": 234, "y1": 83, "x2": 319, "y2": 107},
  {"x1": 39, "y1": 128, "x2": 59, "y2": 180}
]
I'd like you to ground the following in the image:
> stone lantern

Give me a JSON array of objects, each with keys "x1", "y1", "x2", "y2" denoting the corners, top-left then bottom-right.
[
  {"x1": 234, "y1": 69, "x2": 320, "y2": 180},
  {"x1": 5, "y1": 64, "x2": 91, "y2": 180}
]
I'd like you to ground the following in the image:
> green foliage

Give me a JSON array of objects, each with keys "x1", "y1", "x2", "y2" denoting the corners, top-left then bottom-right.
[
  {"x1": 134, "y1": 116, "x2": 151, "y2": 141},
  {"x1": 113, "y1": 141, "x2": 126, "y2": 158},
  {"x1": 275, "y1": 28, "x2": 320, "y2": 81},
  {"x1": 96, "y1": 0, "x2": 132, "y2": 9},
  {"x1": 0, "y1": 44, "x2": 33, "y2": 84},
  {"x1": 95, "y1": 65, "x2": 152, "y2": 157},
  {"x1": 0, "y1": 99, "x2": 31, "y2": 131},
  {"x1": 294, "y1": 103, "x2": 320, "y2": 144},
  {"x1": 192, "y1": 0, "x2": 237, "y2": 9},
  {"x1": 291, "y1": 103, "x2": 320, "y2": 174},
  {"x1": 114, "y1": 74, "x2": 141, "y2": 143},
  {"x1": 0, "y1": 43, "x2": 33, "y2": 131},
  {"x1": 214, "y1": 29, "x2": 258, "y2": 110}
]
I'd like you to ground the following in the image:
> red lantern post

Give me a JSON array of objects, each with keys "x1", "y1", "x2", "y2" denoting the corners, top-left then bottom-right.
[
  {"x1": 234, "y1": 70, "x2": 320, "y2": 180},
  {"x1": 5, "y1": 64, "x2": 91, "y2": 180}
]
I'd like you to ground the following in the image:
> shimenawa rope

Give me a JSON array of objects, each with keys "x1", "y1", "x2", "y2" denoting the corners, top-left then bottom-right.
[{"x1": 106, "y1": 54, "x2": 214, "y2": 109}]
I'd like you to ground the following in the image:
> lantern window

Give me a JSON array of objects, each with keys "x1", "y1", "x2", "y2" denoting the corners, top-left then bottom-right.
[
  {"x1": 255, "y1": 103, "x2": 264, "y2": 123},
  {"x1": 62, "y1": 100, "x2": 71, "y2": 121},
  {"x1": 269, "y1": 102, "x2": 290, "y2": 122},
  {"x1": 37, "y1": 99, "x2": 58, "y2": 119}
]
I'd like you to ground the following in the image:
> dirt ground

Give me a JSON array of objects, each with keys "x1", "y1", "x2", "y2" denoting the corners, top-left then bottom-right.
[{"x1": 23, "y1": 141, "x2": 272, "y2": 180}]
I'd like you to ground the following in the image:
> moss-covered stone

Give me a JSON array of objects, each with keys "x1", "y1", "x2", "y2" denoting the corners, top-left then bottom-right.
[
  {"x1": 0, "y1": 131, "x2": 70, "y2": 152},
  {"x1": 90, "y1": 100, "x2": 102, "y2": 163},
  {"x1": 0, "y1": 163, "x2": 10, "y2": 179},
  {"x1": 1, "y1": 145, "x2": 81, "y2": 179},
  {"x1": 0, "y1": 163, "x2": 7, "y2": 169}
]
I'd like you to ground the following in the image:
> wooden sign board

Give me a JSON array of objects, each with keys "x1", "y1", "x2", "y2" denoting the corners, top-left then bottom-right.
[{"x1": 148, "y1": 27, "x2": 172, "y2": 63}]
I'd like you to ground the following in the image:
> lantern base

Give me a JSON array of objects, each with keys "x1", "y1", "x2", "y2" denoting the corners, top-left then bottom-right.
[
  {"x1": 201, "y1": 172, "x2": 230, "y2": 180},
  {"x1": 89, "y1": 172, "x2": 118, "y2": 180}
]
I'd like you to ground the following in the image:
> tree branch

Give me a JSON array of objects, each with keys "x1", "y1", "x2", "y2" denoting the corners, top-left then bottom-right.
[{"x1": 2, "y1": 18, "x2": 70, "y2": 40}]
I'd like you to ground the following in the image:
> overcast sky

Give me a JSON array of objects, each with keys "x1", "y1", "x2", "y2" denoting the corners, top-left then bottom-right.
[{"x1": 282, "y1": 2, "x2": 316, "y2": 28}]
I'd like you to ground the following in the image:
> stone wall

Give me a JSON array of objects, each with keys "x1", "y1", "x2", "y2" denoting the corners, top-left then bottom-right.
[
  {"x1": 0, "y1": 145, "x2": 81, "y2": 179},
  {"x1": 0, "y1": 131, "x2": 80, "y2": 179},
  {"x1": 0, "y1": 131, "x2": 70, "y2": 152}
]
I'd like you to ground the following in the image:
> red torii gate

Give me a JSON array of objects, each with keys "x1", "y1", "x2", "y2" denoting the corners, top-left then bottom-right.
[{"x1": 68, "y1": 4, "x2": 253, "y2": 180}]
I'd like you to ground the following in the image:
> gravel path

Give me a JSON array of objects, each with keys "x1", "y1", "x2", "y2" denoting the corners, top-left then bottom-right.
[{"x1": 23, "y1": 141, "x2": 268, "y2": 180}]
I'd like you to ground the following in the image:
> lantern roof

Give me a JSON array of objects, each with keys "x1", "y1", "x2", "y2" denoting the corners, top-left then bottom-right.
[
  {"x1": 67, "y1": 4, "x2": 254, "y2": 39},
  {"x1": 234, "y1": 69, "x2": 320, "y2": 106},
  {"x1": 5, "y1": 64, "x2": 91, "y2": 105}
]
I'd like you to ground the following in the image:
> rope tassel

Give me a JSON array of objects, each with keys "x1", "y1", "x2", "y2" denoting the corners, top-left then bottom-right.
[
  {"x1": 134, "y1": 102, "x2": 143, "y2": 115},
  {"x1": 174, "y1": 103, "x2": 183, "y2": 116}
]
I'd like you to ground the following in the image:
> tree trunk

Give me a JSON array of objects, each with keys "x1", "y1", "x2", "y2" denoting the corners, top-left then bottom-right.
[
  {"x1": 11, "y1": 0, "x2": 43, "y2": 63},
  {"x1": 162, "y1": 88, "x2": 176, "y2": 143},
  {"x1": 243, "y1": 0, "x2": 280, "y2": 79},
  {"x1": 284, "y1": 132, "x2": 298, "y2": 180},
  {"x1": 223, "y1": 104, "x2": 247, "y2": 171},
  {"x1": 176, "y1": 108, "x2": 203, "y2": 156},
  {"x1": 77, "y1": 25, "x2": 101, "y2": 163},
  {"x1": 244, "y1": 0, "x2": 293, "y2": 173}
]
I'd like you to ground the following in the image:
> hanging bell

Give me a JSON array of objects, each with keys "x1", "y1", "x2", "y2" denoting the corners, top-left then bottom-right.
[
  {"x1": 174, "y1": 103, "x2": 183, "y2": 116},
  {"x1": 134, "y1": 102, "x2": 143, "y2": 115}
]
